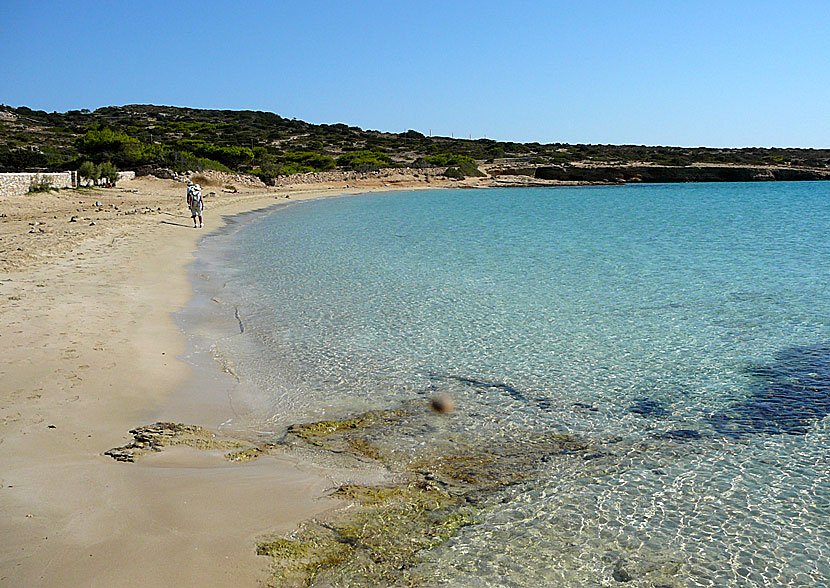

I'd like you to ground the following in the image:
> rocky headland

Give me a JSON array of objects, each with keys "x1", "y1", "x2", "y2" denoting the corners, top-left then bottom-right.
[{"x1": 489, "y1": 163, "x2": 830, "y2": 185}]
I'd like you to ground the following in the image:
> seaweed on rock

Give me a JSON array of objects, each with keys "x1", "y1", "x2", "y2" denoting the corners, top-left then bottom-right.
[
  {"x1": 104, "y1": 422, "x2": 268, "y2": 462},
  {"x1": 260, "y1": 402, "x2": 592, "y2": 587}
]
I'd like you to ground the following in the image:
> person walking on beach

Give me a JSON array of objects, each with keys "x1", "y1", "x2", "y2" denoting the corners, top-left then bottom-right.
[{"x1": 187, "y1": 181, "x2": 204, "y2": 228}]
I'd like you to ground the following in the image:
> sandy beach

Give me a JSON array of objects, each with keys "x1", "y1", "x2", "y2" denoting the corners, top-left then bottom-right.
[{"x1": 0, "y1": 172, "x2": 487, "y2": 587}]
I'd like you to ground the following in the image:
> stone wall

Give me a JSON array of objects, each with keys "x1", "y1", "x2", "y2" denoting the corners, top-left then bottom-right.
[
  {"x1": 189, "y1": 169, "x2": 265, "y2": 188},
  {"x1": 1, "y1": 171, "x2": 136, "y2": 195},
  {"x1": 139, "y1": 166, "x2": 450, "y2": 189},
  {"x1": 181, "y1": 167, "x2": 446, "y2": 188},
  {"x1": 141, "y1": 169, "x2": 267, "y2": 188},
  {"x1": 0, "y1": 172, "x2": 76, "y2": 197},
  {"x1": 271, "y1": 167, "x2": 447, "y2": 186}
]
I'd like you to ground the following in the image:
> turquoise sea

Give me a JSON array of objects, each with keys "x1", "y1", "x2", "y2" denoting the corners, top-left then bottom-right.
[{"x1": 188, "y1": 183, "x2": 829, "y2": 587}]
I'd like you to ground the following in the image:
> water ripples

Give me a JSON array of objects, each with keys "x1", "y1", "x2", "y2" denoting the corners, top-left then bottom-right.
[{"x1": 191, "y1": 183, "x2": 830, "y2": 586}]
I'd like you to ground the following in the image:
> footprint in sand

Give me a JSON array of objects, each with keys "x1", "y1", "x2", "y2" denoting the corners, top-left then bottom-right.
[{"x1": 1, "y1": 413, "x2": 22, "y2": 425}]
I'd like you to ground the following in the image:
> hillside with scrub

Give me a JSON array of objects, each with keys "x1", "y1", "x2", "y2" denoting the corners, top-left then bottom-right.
[{"x1": 2, "y1": 104, "x2": 829, "y2": 183}]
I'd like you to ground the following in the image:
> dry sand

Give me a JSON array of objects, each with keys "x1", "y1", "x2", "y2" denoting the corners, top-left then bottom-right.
[{"x1": 0, "y1": 173, "x2": 484, "y2": 587}]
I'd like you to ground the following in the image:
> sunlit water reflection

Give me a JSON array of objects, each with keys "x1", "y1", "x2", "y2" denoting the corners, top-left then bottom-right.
[{"x1": 189, "y1": 183, "x2": 829, "y2": 586}]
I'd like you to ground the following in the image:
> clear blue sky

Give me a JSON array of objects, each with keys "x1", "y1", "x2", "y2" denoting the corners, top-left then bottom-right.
[{"x1": 1, "y1": 1, "x2": 828, "y2": 147}]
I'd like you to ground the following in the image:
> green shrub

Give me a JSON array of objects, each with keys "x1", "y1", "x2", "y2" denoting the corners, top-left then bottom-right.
[
  {"x1": 76, "y1": 127, "x2": 139, "y2": 156},
  {"x1": 78, "y1": 160, "x2": 100, "y2": 185},
  {"x1": 456, "y1": 159, "x2": 485, "y2": 177},
  {"x1": 336, "y1": 150, "x2": 391, "y2": 170},
  {"x1": 73, "y1": 127, "x2": 157, "y2": 168},
  {"x1": 421, "y1": 154, "x2": 482, "y2": 176},
  {"x1": 176, "y1": 139, "x2": 254, "y2": 168},
  {"x1": 486, "y1": 146, "x2": 505, "y2": 159},
  {"x1": 150, "y1": 148, "x2": 231, "y2": 173},
  {"x1": 253, "y1": 150, "x2": 336, "y2": 182},
  {"x1": 282, "y1": 150, "x2": 335, "y2": 170},
  {"x1": 278, "y1": 162, "x2": 316, "y2": 175},
  {"x1": 0, "y1": 147, "x2": 50, "y2": 172},
  {"x1": 99, "y1": 161, "x2": 119, "y2": 185},
  {"x1": 28, "y1": 175, "x2": 53, "y2": 193},
  {"x1": 424, "y1": 154, "x2": 453, "y2": 166},
  {"x1": 443, "y1": 166, "x2": 465, "y2": 179},
  {"x1": 192, "y1": 156, "x2": 232, "y2": 172},
  {"x1": 424, "y1": 153, "x2": 472, "y2": 167}
]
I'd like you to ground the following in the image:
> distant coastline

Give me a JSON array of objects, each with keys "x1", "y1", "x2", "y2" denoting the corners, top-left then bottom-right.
[
  {"x1": 490, "y1": 162, "x2": 830, "y2": 186},
  {"x1": 3, "y1": 104, "x2": 830, "y2": 189}
]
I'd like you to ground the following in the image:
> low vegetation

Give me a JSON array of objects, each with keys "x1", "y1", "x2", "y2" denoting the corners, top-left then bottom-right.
[
  {"x1": 2, "y1": 104, "x2": 829, "y2": 183},
  {"x1": 27, "y1": 175, "x2": 53, "y2": 193},
  {"x1": 78, "y1": 159, "x2": 119, "y2": 186}
]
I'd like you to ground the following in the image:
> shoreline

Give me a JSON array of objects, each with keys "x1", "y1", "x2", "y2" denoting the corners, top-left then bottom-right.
[{"x1": 0, "y1": 175, "x2": 446, "y2": 587}]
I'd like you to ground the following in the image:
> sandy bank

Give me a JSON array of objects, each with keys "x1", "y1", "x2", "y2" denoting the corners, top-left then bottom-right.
[{"x1": 0, "y1": 175, "x2": 446, "y2": 587}]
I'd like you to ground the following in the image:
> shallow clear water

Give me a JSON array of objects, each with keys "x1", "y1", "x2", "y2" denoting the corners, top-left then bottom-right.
[{"x1": 191, "y1": 183, "x2": 829, "y2": 587}]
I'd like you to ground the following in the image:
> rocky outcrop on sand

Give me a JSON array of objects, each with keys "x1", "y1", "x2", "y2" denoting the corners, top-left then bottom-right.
[{"x1": 104, "y1": 422, "x2": 268, "y2": 462}]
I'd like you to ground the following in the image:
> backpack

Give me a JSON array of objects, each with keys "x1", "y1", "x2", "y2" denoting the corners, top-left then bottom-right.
[{"x1": 187, "y1": 184, "x2": 202, "y2": 206}]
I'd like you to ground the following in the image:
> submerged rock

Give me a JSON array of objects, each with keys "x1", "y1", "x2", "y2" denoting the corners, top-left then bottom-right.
[
  {"x1": 709, "y1": 343, "x2": 830, "y2": 437},
  {"x1": 630, "y1": 398, "x2": 669, "y2": 417},
  {"x1": 262, "y1": 402, "x2": 593, "y2": 587},
  {"x1": 656, "y1": 429, "x2": 702, "y2": 441},
  {"x1": 612, "y1": 560, "x2": 633, "y2": 582}
]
